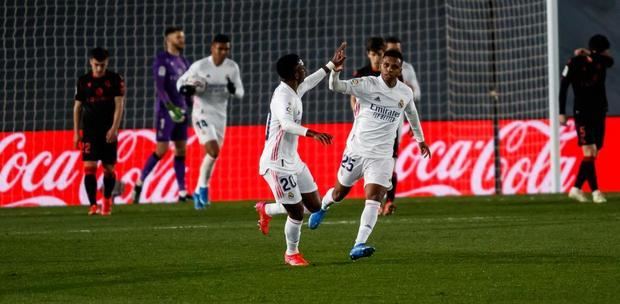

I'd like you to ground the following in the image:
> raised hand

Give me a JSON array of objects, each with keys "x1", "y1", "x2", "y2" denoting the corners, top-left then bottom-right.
[{"x1": 331, "y1": 42, "x2": 347, "y2": 69}]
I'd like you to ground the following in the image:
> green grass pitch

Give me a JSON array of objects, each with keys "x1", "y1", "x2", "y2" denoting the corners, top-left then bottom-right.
[{"x1": 1, "y1": 194, "x2": 619, "y2": 303}]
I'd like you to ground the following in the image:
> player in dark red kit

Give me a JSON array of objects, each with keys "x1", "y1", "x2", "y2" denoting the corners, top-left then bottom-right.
[
  {"x1": 73, "y1": 47, "x2": 125, "y2": 215},
  {"x1": 559, "y1": 34, "x2": 613, "y2": 203}
]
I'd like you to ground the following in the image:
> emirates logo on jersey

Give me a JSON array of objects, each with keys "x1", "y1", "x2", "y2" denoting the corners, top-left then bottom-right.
[
  {"x1": 104, "y1": 80, "x2": 111, "y2": 87},
  {"x1": 95, "y1": 88, "x2": 104, "y2": 97},
  {"x1": 87, "y1": 82, "x2": 92, "y2": 88}
]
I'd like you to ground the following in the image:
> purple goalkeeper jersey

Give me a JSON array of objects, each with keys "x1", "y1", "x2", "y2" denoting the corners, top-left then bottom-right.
[{"x1": 152, "y1": 51, "x2": 190, "y2": 113}]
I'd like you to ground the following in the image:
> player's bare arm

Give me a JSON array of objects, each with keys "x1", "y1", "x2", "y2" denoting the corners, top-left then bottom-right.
[
  {"x1": 73, "y1": 100, "x2": 82, "y2": 149},
  {"x1": 106, "y1": 96, "x2": 124, "y2": 143}
]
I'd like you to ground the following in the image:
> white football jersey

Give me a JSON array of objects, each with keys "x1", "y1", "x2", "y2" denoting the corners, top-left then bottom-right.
[
  {"x1": 259, "y1": 69, "x2": 328, "y2": 175},
  {"x1": 339, "y1": 75, "x2": 424, "y2": 158},
  {"x1": 177, "y1": 56, "x2": 244, "y2": 123}
]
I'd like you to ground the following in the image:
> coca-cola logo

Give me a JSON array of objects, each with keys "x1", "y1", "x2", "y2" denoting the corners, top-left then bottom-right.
[
  {"x1": 0, "y1": 118, "x2": 613, "y2": 208},
  {"x1": 0, "y1": 130, "x2": 199, "y2": 207},
  {"x1": 396, "y1": 120, "x2": 578, "y2": 196}
]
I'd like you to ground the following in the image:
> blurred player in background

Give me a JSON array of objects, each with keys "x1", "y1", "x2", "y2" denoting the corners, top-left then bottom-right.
[
  {"x1": 309, "y1": 49, "x2": 431, "y2": 260},
  {"x1": 254, "y1": 43, "x2": 346, "y2": 266},
  {"x1": 559, "y1": 34, "x2": 613, "y2": 203},
  {"x1": 349, "y1": 37, "x2": 385, "y2": 111},
  {"x1": 380, "y1": 36, "x2": 422, "y2": 215},
  {"x1": 132, "y1": 27, "x2": 191, "y2": 204},
  {"x1": 73, "y1": 47, "x2": 125, "y2": 216},
  {"x1": 177, "y1": 34, "x2": 245, "y2": 209}
]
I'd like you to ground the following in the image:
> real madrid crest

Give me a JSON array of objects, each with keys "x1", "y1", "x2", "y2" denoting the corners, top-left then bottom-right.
[
  {"x1": 398, "y1": 99, "x2": 404, "y2": 108},
  {"x1": 351, "y1": 79, "x2": 359, "y2": 86}
]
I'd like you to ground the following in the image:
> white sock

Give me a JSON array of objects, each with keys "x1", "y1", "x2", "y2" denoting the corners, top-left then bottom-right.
[
  {"x1": 355, "y1": 200, "x2": 381, "y2": 245},
  {"x1": 321, "y1": 188, "x2": 340, "y2": 210},
  {"x1": 265, "y1": 203, "x2": 287, "y2": 216},
  {"x1": 285, "y1": 217, "x2": 302, "y2": 255},
  {"x1": 195, "y1": 154, "x2": 216, "y2": 192}
]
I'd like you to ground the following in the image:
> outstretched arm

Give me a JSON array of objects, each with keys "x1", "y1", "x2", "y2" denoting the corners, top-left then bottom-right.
[
  {"x1": 329, "y1": 70, "x2": 348, "y2": 93},
  {"x1": 297, "y1": 63, "x2": 333, "y2": 97}
]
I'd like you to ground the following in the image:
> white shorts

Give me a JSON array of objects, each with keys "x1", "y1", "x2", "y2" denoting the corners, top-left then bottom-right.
[
  {"x1": 337, "y1": 152, "x2": 394, "y2": 189},
  {"x1": 262, "y1": 166, "x2": 318, "y2": 205},
  {"x1": 192, "y1": 113, "x2": 225, "y2": 145}
]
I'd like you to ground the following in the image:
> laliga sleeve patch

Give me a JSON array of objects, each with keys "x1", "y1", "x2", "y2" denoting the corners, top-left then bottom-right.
[
  {"x1": 561, "y1": 65, "x2": 568, "y2": 77},
  {"x1": 351, "y1": 79, "x2": 360, "y2": 86},
  {"x1": 158, "y1": 66, "x2": 166, "y2": 77}
]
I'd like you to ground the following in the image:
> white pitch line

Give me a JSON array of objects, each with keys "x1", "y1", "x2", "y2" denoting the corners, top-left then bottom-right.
[{"x1": 4, "y1": 216, "x2": 531, "y2": 236}]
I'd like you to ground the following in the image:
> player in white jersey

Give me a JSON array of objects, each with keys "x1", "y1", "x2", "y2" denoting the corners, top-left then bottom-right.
[
  {"x1": 177, "y1": 34, "x2": 245, "y2": 209},
  {"x1": 308, "y1": 49, "x2": 431, "y2": 260},
  {"x1": 377, "y1": 36, "x2": 422, "y2": 215},
  {"x1": 254, "y1": 43, "x2": 346, "y2": 266}
]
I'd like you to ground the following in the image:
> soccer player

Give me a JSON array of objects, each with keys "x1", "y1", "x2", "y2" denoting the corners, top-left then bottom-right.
[
  {"x1": 73, "y1": 47, "x2": 125, "y2": 216},
  {"x1": 132, "y1": 27, "x2": 191, "y2": 204},
  {"x1": 176, "y1": 34, "x2": 245, "y2": 209},
  {"x1": 379, "y1": 36, "x2": 423, "y2": 215},
  {"x1": 309, "y1": 49, "x2": 431, "y2": 260},
  {"x1": 559, "y1": 34, "x2": 613, "y2": 203},
  {"x1": 256, "y1": 43, "x2": 346, "y2": 266}
]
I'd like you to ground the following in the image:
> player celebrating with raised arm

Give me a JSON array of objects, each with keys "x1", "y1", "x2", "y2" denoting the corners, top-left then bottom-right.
[
  {"x1": 132, "y1": 27, "x2": 191, "y2": 204},
  {"x1": 176, "y1": 34, "x2": 244, "y2": 209},
  {"x1": 309, "y1": 49, "x2": 431, "y2": 260},
  {"x1": 73, "y1": 47, "x2": 125, "y2": 216},
  {"x1": 256, "y1": 43, "x2": 346, "y2": 266},
  {"x1": 559, "y1": 34, "x2": 614, "y2": 203}
]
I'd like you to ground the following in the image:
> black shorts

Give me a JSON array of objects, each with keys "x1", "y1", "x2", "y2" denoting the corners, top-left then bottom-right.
[
  {"x1": 82, "y1": 137, "x2": 117, "y2": 164},
  {"x1": 575, "y1": 115, "x2": 606, "y2": 150}
]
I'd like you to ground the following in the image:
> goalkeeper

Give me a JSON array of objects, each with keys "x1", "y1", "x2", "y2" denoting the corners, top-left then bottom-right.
[{"x1": 132, "y1": 27, "x2": 191, "y2": 204}]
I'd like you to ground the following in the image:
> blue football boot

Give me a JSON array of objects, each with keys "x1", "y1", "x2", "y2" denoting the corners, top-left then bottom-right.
[
  {"x1": 349, "y1": 243, "x2": 375, "y2": 260},
  {"x1": 193, "y1": 192, "x2": 204, "y2": 210},
  {"x1": 308, "y1": 209, "x2": 327, "y2": 230},
  {"x1": 193, "y1": 187, "x2": 209, "y2": 210},
  {"x1": 199, "y1": 187, "x2": 210, "y2": 207}
]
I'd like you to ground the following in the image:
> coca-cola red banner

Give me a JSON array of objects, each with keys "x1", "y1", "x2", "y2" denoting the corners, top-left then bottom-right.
[{"x1": 1, "y1": 118, "x2": 619, "y2": 207}]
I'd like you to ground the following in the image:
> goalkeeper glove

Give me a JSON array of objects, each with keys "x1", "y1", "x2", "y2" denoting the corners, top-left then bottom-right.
[
  {"x1": 165, "y1": 101, "x2": 186, "y2": 123},
  {"x1": 226, "y1": 76, "x2": 236, "y2": 95},
  {"x1": 179, "y1": 85, "x2": 196, "y2": 97}
]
